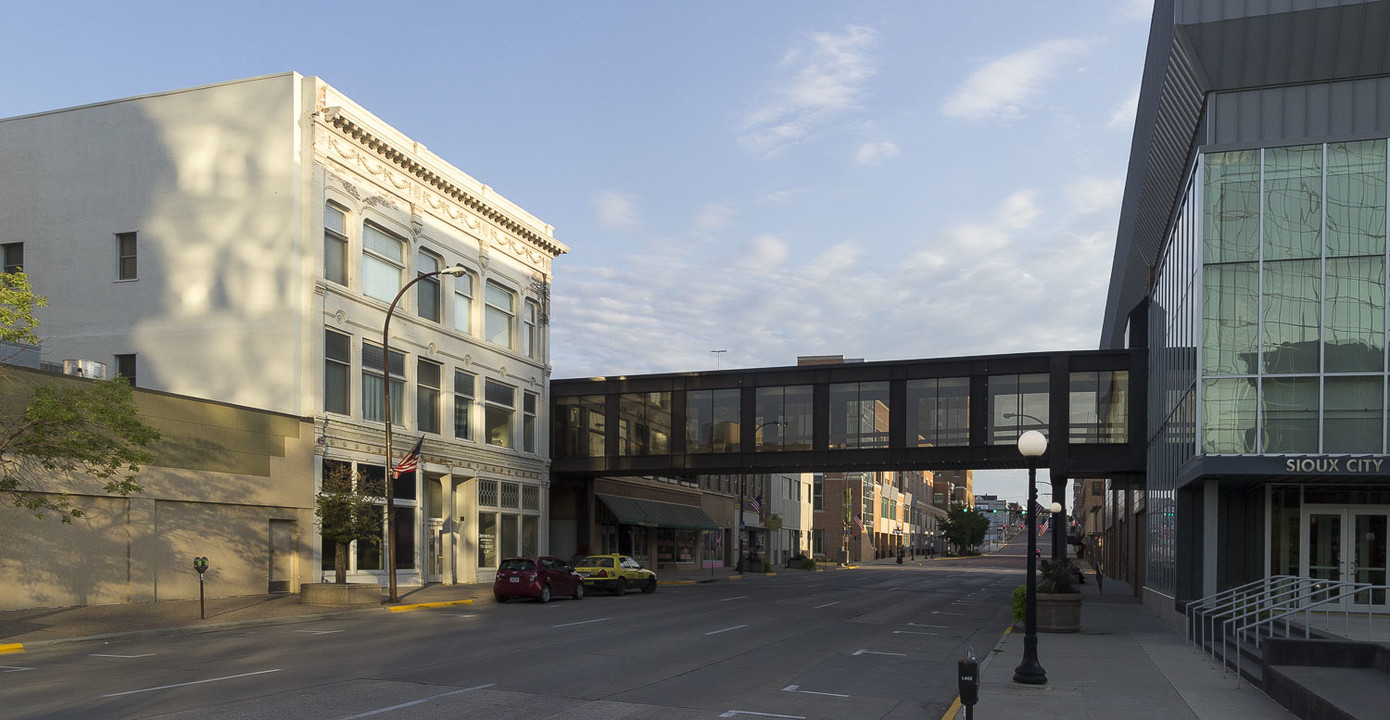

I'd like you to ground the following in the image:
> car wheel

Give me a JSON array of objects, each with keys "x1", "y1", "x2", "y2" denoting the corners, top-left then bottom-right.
[
  {"x1": 539, "y1": 584, "x2": 551, "y2": 604},
  {"x1": 573, "y1": 582, "x2": 584, "y2": 600},
  {"x1": 642, "y1": 577, "x2": 657, "y2": 594},
  {"x1": 611, "y1": 579, "x2": 625, "y2": 595},
  {"x1": 494, "y1": 594, "x2": 506, "y2": 603}
]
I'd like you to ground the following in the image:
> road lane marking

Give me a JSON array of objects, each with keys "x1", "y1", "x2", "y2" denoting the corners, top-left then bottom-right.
[
  {"x1": 706, "y1": 624, "x2": 749, "y2": 635},
  {"x1": 721, "y1": 595, "x2": 748, "y2": 602},
  {"x1": 1, "y1": 665, "x2": 33, "y2": 673},
  {"x1": 931, "y1": 611, "x2": 966, "y2": 616},
  {"x1": 339, "y1": 683, "x2": 496, "y2": 719},
  {"x1": 782, "y1": 684, "x2": 849, "y2": 698},
  {"x1": 893, "y1": 630, "x2": 937, "y2": 636},
  {"x1": 853, "y1": 649, "x2": 907, "y2": 657},
  {"x1": 102, "y1": 669, "x2": 282, "y2": 697},
  {"x1": 295, "y1": 630, "x2": 346, "y2": 635},
  {"x1": 813, "y1": 601, "x2": 841, "y2": 609},
  {"x1": 91, "y1": 653, "x2": 156, "y2": 658},
  {"x1": 552, "y1": 617, "x2": 611, "y2": 628},
  {"x1": 719, "y1": 712, "x2": 805, "y2": 718},
  {"x1": 909, "y1": 623, "x2": 948, "y2": 629}
]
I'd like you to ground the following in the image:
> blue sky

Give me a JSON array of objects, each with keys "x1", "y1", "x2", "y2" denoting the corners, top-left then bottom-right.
[{"x1": 2, "y1": 1, "x2": 1155, "y2": 502}]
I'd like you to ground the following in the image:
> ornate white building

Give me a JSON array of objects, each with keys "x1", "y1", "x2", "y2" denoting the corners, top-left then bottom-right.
[{"x1": 0, "y1": 72, "x2": 567, "y2": 589}]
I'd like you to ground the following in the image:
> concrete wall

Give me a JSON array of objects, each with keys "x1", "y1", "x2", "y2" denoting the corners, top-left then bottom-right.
[
  {"x1": 0, "y1": 370, "x2": 315, "y2": 610},
  {"x1": 0, "y1": 73, "x2": 309, "y2": 415}
]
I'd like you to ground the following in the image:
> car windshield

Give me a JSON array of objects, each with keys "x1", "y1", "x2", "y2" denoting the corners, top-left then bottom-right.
[
  {"x1": 499, "y1": 558, "x2": 535, "y2": 571},
  {"x1": 579, "y1": 556, "x2": 614, "y2": 568}
]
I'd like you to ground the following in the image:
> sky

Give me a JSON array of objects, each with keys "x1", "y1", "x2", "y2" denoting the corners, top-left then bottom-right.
[{"x1": 0, "y1": 0, "x2": 1156, "y2": 503}]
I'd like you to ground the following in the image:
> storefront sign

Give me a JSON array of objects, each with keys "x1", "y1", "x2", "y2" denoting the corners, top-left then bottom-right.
[{"x1": 1284, "y1": 457, "x2": 1388, "y2": 474}]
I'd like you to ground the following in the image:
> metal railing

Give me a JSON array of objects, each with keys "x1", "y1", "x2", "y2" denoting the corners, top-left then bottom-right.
[{"x1": 1186, "y1": 575, "x2": 1390, "y2": 685}]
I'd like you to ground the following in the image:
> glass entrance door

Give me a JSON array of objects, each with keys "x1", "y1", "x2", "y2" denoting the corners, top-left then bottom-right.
[{"x1": 1301, "y1": 507, "x2": 1390, "y2": 610}]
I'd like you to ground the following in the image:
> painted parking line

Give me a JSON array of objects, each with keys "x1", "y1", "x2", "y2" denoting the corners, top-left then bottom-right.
[
  {"x1": 294, "y1": 630, "x2": 346, "y2": 635},
  {"x1": 705, "y1": 624, "x2": 748, "y2": 636},
  {"x1": 721, "y1": 595, "x2": 748, "y2": 602},
  {"x1": 782, "y1": 684, "x2": 849, "y2": 698},
  {"x1": 813, "y1": 601, "x2": 841, "y2": 609},
  {"x1": 909, "y1": 623, "x2": 949, "y2": 629},
  {"x1": 1, "y1": 665, "x2": 33, "y2": 673},
  {"x1": 931, "y1": 611, "x2": 966, "y2": 616},
  {"x1": 339, "y1": 683, "x2": 496, "y2": 719},
  {"x1": 718, "y1": 711, "x2": 805, "y2": 719},
  {"x1": 852, "y1": 649, "x2": 907, "y2": 657},
  {"x1": 893, "y1": 630, "x2": 937, "y2": 636},
  {"x1": 91, "y1": 653, "x2": 157, "y2": 658},
  {"x1": 552, "y1": 617, "x2": 611, "y2": 629},
  {"x1": 102, "y1": 669, "x2": 282, "y2": 697}
]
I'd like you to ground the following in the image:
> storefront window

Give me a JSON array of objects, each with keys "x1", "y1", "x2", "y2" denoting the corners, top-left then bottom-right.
[{"x1": 478, "y1": 512, "x2": 497, "y2": 569}]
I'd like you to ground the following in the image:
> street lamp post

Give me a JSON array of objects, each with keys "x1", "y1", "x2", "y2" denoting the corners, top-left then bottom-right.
[
  {"x1": 381, "y1": 265, "x2": 466, "y2": 603},
  {"x1": 1013, "y1": 429, "x2": 1049, "y2": 685},
  {"x1": 1005, "y1": 411, "x2": 1067, "y2": 563}
]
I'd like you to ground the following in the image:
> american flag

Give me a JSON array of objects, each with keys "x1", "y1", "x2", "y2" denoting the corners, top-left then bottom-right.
[
  {"x1": 1038, "y1": 517, "x2": 1051, "y2": 538},
  {"x1": 853, "y1": 514, "x2": 865, "y2": 533},
  {"x1": 745, "y1": 495, "x2": 764, "y2": 520},
  {"x1": 393, "y1": 437, "x2": 424, "y2": 478}
]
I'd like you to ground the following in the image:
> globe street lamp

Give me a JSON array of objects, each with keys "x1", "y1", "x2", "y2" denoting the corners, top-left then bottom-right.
[
  {"x1": 1013, "y1": 429, "x2": 1049, "y2": 685},
  {"x1": 1005, "y1": 411, "x2": 1066, "y2": 563},
  {"x1": 382, "y1": 264, "x2": 466, "y2": 603}
]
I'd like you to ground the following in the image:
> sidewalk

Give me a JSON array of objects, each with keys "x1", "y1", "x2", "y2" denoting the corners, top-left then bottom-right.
[
  {"x1": 0, "y1": 564, "x2": 757, "y2": 651},
  {"x1": 951, "y1": 573, "x2": 1296, "y2": 720}
]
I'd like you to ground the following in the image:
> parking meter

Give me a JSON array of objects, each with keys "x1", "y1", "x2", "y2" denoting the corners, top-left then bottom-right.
[
  {"x1": 958, "y1": 651, "x2": 980, "y2": 714},
  {"x1": 192, "y1": 556, "x2": 209, "y2": 619}
]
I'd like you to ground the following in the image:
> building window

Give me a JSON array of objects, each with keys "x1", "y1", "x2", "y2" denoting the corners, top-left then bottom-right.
[
  {"x1": 485, "y1": 379, "x2": 515, "y2": 448},
  {"x1": 362, "y1": 341, "x2": 405, "y2": 424},
  {"x1": 117, "y1": 232, "x2": 137, "y2": 280},
  {"x1": 324, "y1": 203, "x2": 348, "y2": 286},
  {"x1": 362, "y1": 223, "x2": 405, "y2": 303},
  {"x1": 523, "y1": 391, "x2": 538, "y2": 454},
  {"x1": 522, "y1": 299, "x2": 540, "y2": 359},
  {"x1": 453, "y1": 271, "x2": 474, "y2": 334},
  {"x1": 454, "y1": 370, "x2": 475, "y2": 440},
  {"x1": 115, "y1": 354, "x2": 137, "y2": 386},
  {"x1": 417, "y1": 359, "x2": 441, "y2": 434},
  {"x1": 2, "y1": 243, "x2": 22, "y2": 274},
  {"x1": 829, "y1": 381, "x2": 890, "y2": 449},
  {"x1": 417, "y1": 251, "x2": 442, "y2": 322},
  {"x1": 325, "y1": 329, "x2": 351, "y2": 415},
  {"x1": 485, "y1": 281, "x2": 516, "y2": 349}
]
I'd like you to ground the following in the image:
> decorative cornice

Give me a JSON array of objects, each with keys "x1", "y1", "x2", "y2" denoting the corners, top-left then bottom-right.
[{"x1": 320, "y1": 108, "x2": 567, "y2": 261}]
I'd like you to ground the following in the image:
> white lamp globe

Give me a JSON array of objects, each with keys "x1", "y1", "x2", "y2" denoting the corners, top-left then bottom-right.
[
  {"x1": 1049, "y1": 502, "x2": 1063, "y2": 514},
  {"x1": 1017, "y1": 430, "x2": 1048, "y2": 457}
]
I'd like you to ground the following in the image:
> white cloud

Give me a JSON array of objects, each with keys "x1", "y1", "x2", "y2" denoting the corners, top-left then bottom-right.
[
  {"x1": 592, "y1": 191, "x2": 640, "y2": 231},
  {"x1": 759, "y1": 188, "x2": 806, "y2": 205},
  {"x1": 1066, "y1": 176, "x2": 1124, "y2": 215},
  {"x1": 854, "y1": 140, "x2": 901, "y2": 167},
  {"x1": 739, "y1": 25, "x2": 878, "y2": 155},
  {"x1": 1107, "y1": 85, "x2": 1140, "y2": 131},
  {"x1": 942, "y1": 39, "x2": 1091, "y2": 121},
  {"x1": 740, "y1": 234, "x2": 790, "y2": 269},
  {"x1": 694, "y1": 202, "x2": 735, "y2": 232}
]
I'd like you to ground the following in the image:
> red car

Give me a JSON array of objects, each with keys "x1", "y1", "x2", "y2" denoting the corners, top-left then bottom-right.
[{"x1": 493, "y1": 556, "x2": 585, "y2": 603}]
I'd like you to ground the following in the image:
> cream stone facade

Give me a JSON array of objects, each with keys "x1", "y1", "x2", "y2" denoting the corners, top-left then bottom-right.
[{"x1": 0, "y1": 73, "x2": 567, "y2": 596}]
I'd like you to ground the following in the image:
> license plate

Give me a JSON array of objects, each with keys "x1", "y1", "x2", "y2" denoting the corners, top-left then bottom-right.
[{"x1": 508, "y1": 576, "x2": 520, "y2": 583}]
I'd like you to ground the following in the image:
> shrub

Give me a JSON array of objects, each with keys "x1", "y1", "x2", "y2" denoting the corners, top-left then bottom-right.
[
  {"x1": 1012, "y1": 585, "x2": 1027, "y2": 623},
  {"x1": 1038, "y1": 559, "x2": 1080, "y2": 594},
  {"x1": 803, "y1": 557, "x2": 816, "y2": 571}
]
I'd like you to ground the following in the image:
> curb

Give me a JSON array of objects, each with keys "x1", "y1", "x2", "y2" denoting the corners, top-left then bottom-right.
[
  {"x1": 1, "y1": 608, "x2": 377, "y2": 651},
  {"x1": 1, "y1": 642, "x2": 23, "y2": 655},
  {"x1": 387, "y1": 599, "x2": 475, "y2": 613}
]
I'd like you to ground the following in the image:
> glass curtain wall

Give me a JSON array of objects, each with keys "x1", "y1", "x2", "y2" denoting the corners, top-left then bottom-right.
[{"x1": 1202, "y1": 141, "x2": 1388, "y2": 456}]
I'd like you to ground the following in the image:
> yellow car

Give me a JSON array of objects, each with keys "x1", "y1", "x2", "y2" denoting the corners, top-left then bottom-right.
[{"x1": 573, "y1": 554, "x2": 657, "y2": 595}]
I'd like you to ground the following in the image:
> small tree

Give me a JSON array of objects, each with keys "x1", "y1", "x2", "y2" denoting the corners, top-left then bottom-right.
[
  {"x1": 940, "y1": 503, "x2": 990, "y2": 554},
  {"x1": 315, "y1": 461, "x2": 383, "y2": 584},
  {"x1": 1, "y1": 271, "x2": 160, "y2": 522}
]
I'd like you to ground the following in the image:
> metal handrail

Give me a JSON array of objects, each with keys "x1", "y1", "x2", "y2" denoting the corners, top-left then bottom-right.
[{"x1": 1187, "y1": 575, "x2": 1389, "y2": 685}]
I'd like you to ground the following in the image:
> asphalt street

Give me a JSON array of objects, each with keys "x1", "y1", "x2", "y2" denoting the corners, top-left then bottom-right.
[{"x1": 2, "y1": 556, "x2": 1021, "y2": 719}]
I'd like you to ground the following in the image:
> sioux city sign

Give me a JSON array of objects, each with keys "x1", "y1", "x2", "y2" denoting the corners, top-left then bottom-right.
[{"x1": 1283, "y1": 457, "x2": 1388, "y2": 474}]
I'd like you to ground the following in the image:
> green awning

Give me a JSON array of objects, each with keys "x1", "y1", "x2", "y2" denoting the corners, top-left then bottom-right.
[{"x1": 596, "y1": 494, "x2": 718, "y2": 531}]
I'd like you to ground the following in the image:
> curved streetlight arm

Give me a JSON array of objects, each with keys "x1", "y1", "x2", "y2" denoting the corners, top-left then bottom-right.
[{"x1": 381, "y1": 265, "x2": 465, "y2": 603}]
